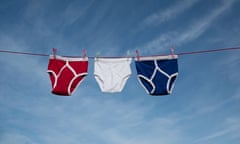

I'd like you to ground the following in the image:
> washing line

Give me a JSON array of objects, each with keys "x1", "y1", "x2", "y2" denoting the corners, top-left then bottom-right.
[{"x1": 0, "y1": 47, "x2": 240, "y2": 58}]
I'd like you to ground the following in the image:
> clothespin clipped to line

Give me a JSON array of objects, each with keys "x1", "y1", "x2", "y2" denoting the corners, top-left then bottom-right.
[
  {"x1": 136, "y1": 49, "x2": 140, "y2": 61},
  {"x1": 96, "y1": 51, "x2": 101, "y2": 61},
  {"x1": 171, "y1": 47, "x2": 175, "y2": 59},
  {"x1": 82, "y1": 49, "x2": 87, "y2": 59},
  {"x1": 53, "y1": 48, "x2": 57, "y2": 59},
  {"x1": 126, "y1": 50, "x2": 131, "y2": 61}
]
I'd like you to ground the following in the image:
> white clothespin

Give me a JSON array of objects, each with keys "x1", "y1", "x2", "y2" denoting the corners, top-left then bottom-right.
[
  {"x1": 96, "y1": 51, "x2": 101, "y2": 61},
  {"x1": 126, "y1": 50, "x2": 131, "y2": 61}
]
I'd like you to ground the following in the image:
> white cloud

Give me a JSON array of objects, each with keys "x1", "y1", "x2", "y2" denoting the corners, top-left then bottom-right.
[
  {"x1": 62, "y1": 0, "x2": 95, "y2": 25},
  {"x1": 96, "y1": 115, "x2": 185, "y2": 144},
  {"x1": 140, "y1": 0, "x2": 236, "y2": 54},
  {"x1": 0, "y1": 91, "x2": 187, "y2": 144},
  {"x1": 0, "y1": 132, "x2": 37, "y2": 144},
  {"x1": 194, "y1": 117, "x2": 240, "y2": 143},
  {"x1": 142, "y1": 0, "x2": 199, "y2": 26},
  {"x1": 215, "y1": 53, "x2": 240, "y2": 82},
  {"x1": 178, "y1": 92, "x2": 240, "y2": 122},
  {"x1": 1, "y1": 1, "x2": 239, "y2": 144},
  {"x1": 174, "y1": 0, "x2": 236, "y2": 44},
  {"x1": 139, "y1": 32, "x2": 176, "y2": 54}
]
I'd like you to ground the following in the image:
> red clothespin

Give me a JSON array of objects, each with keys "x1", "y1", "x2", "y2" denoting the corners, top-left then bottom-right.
[
  {"x1": 171, "y1": 47, "x2": 175, "y2": 59},
  {"x1": 136, "y1": 49, "x2": 140, "y2": 61},
  {"x1": 53, "y1": 48, "x2": 57, "y2": 59},
  {"x1": 82, "y1": 49, "x2": 87, "y2": 58}
]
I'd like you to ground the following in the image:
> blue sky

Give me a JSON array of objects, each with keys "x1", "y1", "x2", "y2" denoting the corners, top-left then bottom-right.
[{"x1": 0, "y1": 0, "x2": 240, "y2": 143}]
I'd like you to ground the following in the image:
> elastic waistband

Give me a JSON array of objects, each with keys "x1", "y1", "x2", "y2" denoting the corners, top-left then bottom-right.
[
  {"x1": 49, "y1": 55, "x2": 88, "y2": 61},
  {"x1": 95, "y1": 57, "x2": 132, "y2": 63},
  {"x1": 135, "y1": 55, "x2": 178, "y2": 61}
]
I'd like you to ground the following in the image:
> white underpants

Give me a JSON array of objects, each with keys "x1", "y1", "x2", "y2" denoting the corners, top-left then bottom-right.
[{"x1": 94, "y1": 57, "x2": 132, "y2": 93}]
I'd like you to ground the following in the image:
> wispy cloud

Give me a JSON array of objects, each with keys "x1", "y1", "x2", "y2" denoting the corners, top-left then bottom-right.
[
  {"x1": 0, "y1": 132, "x2": 37, "y2": 144},
  {"x1": 194, "y1": 117, "x2": 240, "y2": 143},
  {"x1": 142, "y1": 0, "x2": 199, "y2": 26},
  {"x1": 1, "y1": 1, "x2": 240, "y2": 144},
  {"x1": 233, "y1": 88, "x2": 240, "y2": 100},
  {"x1": 174, "y1": 0, "x2": 236, "y2": 44},
  {"x1": 0, "y1": 89, "x2": 186, "y2": 144},
  {"x1": 0, "y1": 34, "x2": 48, "y2": 97},
  {"x1": 62, "y1": 0, "x2": 95, "y2": 25},
  {"x1": 216, "y1": 53, "x2": 240, "y2": 81},
  {"x1": 185, "y1": 95, "x2": 238, "y2": 120},
  {"x1": 139, "y1": 0, "x2": 236, "y2": 54}
]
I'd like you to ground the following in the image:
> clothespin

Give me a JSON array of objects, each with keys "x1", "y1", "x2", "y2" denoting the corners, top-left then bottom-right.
[
  {"x1": 171, "y1": 47, "x2": 175, "y2": 59},
  {"x1": 53, "y1": 48, "x2": 57, "y2": 59},
  {"x1": 82, "y1": 49, "x2": 87, "y2": 59},
  {"x1": 126, "y1": 50, "x2": 131, "y2": 61},
  {"x1": 136, "y1": 49, "x2": 140, "y2": 61},
  {"x1": 96, "y1": 51, "x2": 100, "y2": 61}
]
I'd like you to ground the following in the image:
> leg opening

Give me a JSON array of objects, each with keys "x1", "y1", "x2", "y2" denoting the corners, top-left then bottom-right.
[
  {"x1": 138, "y1": 76, "x2": 154, "y2": 94},
  {"x1": 167, "y1": 73, "x2": 178, "y2": 94}
]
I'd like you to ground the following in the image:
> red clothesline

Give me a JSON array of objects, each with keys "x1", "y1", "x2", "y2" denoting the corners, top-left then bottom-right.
[
  {"x1": 0, "y1": 47, "x2": 240, "y2": 58},
  {"x1": 177, "y1": 47, "x2": 240, "y2": 55},
  {"x1": 0, "y1": 49, "x2": 48, "y2": 57}
]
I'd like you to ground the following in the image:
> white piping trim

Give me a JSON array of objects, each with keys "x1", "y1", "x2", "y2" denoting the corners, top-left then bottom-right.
[
  {"x1": 66, "y1": 61, "x2": 77, "y2": 76},
  {"x1": 154, "y1": 60, "x2": 170, "y2": 78},
  {"x1": 167, "y1": 73, "x2": 178, "y2": 94},
  {"x1": 47, "y1": 70, "x2": 58, "y2": 89},
  {"x1": 137, "y1": 75, "x2": 155, "y2": 94},
  {"x1": 68, "y1": 73, "x2": 88, "y2": 95}
]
